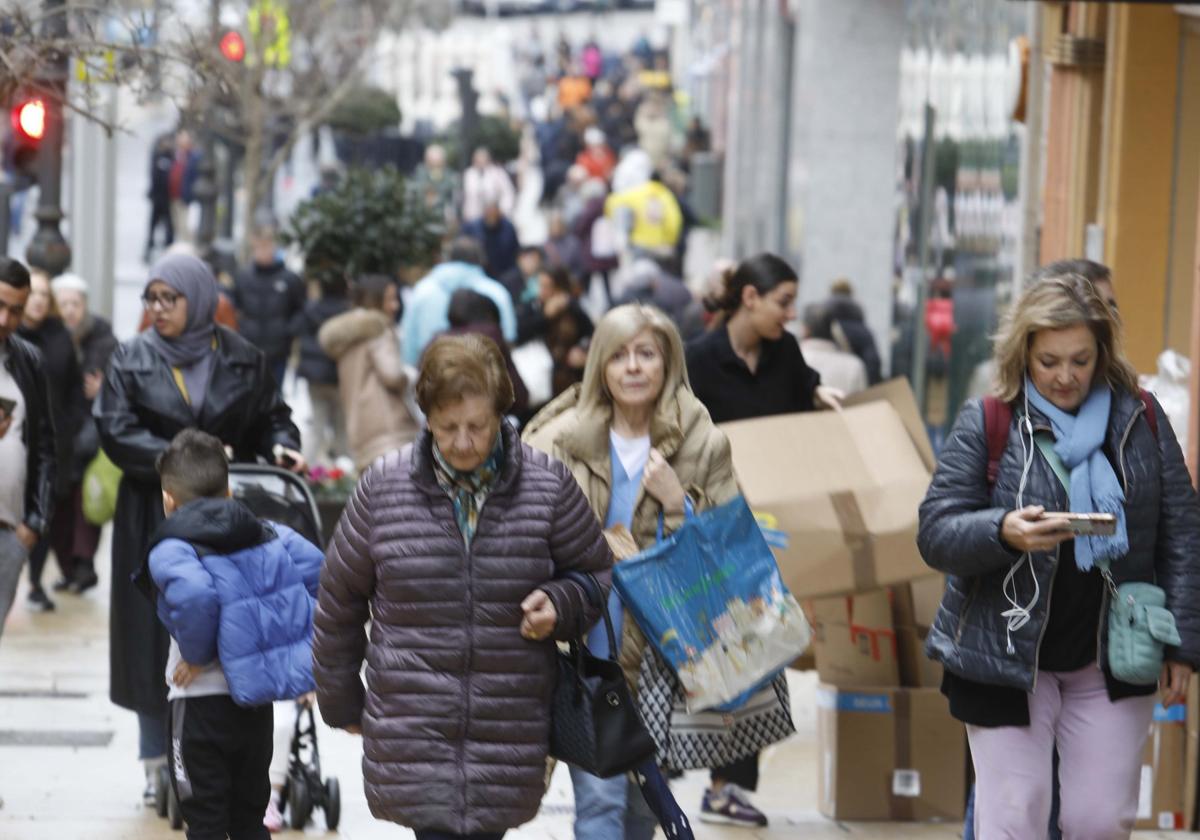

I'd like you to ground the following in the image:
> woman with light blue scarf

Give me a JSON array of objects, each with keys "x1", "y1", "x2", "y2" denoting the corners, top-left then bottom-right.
[{"x1": 917, "y1": 272, "x2": 1200, "y2": 839}]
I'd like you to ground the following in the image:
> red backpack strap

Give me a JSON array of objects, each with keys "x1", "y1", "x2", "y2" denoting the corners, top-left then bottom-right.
[
  {"x1": 1138, "y1": 389, "x2": 1159, "y2": 440},
  {"x1": 982, "y1": 396, "x2": 1013, "y2": 489}
]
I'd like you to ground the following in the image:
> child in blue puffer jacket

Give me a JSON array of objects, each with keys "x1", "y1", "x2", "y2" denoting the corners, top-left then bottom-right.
[{"x1": 147, "y1": 428, "x2": 323, "y2": 840}]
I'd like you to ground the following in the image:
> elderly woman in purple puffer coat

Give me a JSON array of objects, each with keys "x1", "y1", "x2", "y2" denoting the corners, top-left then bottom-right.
[{"x1": 312, "y1": 333, "x2": 614, "y2": 840}]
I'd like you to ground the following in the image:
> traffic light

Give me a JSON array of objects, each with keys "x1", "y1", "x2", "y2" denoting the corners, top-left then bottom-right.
[
  {"x1": 220, "y1": 31, "x2": 245, "y2": 63},
  {"x1": 9, "y1": 97, "x2": 45, "y2": 189}
]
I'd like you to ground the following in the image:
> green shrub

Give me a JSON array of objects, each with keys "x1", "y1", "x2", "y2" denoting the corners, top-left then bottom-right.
[{"x1": 285, "y1": 166, "x2": 443, "y2": 287}]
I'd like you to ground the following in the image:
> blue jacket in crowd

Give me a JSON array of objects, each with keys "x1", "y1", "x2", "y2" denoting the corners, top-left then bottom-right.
[
  {"x1": 400, "y1": 260, "x2": 517, "y2": 366},
  {"x1": 147, "y1": 496, "x2": 324, "y2": 707}
]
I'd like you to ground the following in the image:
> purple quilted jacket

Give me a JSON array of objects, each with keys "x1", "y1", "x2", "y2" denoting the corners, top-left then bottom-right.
[{"x1": 313, "y1": 421, "x2": 613, "y2": 835}]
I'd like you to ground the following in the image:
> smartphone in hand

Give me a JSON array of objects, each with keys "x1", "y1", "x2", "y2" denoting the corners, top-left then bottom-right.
[
  {"x1": 0, "y1": 396, "x2": 15, "y2": 421},
  {"x1": 1040, "y1": 512, "x2": 1118, "y2": 537}
]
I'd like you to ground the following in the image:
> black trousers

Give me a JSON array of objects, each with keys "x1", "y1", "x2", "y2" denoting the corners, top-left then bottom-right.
[
  {"x1": 711, "y1": 752, "x2": 759, "y2": 790},
  {"x1": 148, "y1": 200, "x2": 174, "y2": 250},
  {"x1": 169, "y1": 695, "x2": 273, "y2": 840}
]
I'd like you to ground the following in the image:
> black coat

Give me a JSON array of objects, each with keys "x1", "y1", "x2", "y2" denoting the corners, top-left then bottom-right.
[
  {"x1": 94, "y1": 327, "x2": 300, "y2": 715},
  {"x1": 919, "y1": 391, "x2": 1200, "y2": 693},
  {"x1": 2, "y1": 335, "x2": 56, "y2": 535},
  {"x1": 296, "y1": 295, "x2": 349, "y2": 385},
  {"x1": 69, "y1": 316, "x2": 119, "y2": 482},
  {"x1": 685, "y1": 324, "x2": 821, "y2": 424},
  {"x1": 231, "y1": 259, "x2": 306, "y2": 364},
  {"x1": 18, "y1": 318, "x2": 84, "y2": 497}
]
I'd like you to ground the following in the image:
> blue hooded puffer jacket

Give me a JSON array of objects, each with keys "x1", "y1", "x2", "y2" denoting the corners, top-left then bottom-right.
[{"x1": 148, "y1": 496, "x2": 324, "y2": 706}]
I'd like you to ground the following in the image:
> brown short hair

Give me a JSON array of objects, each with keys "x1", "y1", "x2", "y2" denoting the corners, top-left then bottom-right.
[
  {"x1": 156, "y1": 429, "x2": 229, "y2": 505},
  {"x1": 416, "y1": 333, "x2": 514, "y2": 415}
]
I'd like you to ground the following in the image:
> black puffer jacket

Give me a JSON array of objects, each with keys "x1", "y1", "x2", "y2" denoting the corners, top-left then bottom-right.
[
  {"x1": 919, "y1": 389, "x2": 1200, "y2": 692},
  {"x1": 231, "y1": 259, "x2": 306, "y2": 363}
]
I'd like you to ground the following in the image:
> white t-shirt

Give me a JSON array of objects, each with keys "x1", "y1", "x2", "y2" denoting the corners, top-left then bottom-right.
[
  {"x1": 0, "y1": 347, "x2": 27, "y2": 530},
  {"x1": 610, "y1": 429, "x2": 651, "y2": 479}
]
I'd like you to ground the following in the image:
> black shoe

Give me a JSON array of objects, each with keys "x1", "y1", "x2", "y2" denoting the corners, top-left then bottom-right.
[
  {"x1": 51, "y1": 577, "x2": 72, "y2": 592},
  {"x1": 27, "y1": 587, "x2": 55, "y2": 612},
  {"x1": 69, "y1": 570, "x2": 99, "y2": 594}
]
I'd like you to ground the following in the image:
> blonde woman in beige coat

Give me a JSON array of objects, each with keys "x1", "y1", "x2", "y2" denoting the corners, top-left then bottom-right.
[
  {"x1": 318, "y1": 275, "x2": 419, "y2": 471},
  {"x1": 523, "y1": 303, "x2": 739, "y2": 840}
]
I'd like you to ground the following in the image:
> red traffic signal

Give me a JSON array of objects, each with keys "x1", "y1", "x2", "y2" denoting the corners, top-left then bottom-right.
[
  {"x1": 12, "y1": 98, "x2": 46, "y2": 142},
  {"x1": 220, "y1": 31, "x2": 245, "y2": 63}
]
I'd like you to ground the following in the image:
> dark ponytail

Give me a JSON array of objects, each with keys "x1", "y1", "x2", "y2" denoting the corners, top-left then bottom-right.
[{"x1": 703, "y1": 253, "x2": 797, "y2": 318}]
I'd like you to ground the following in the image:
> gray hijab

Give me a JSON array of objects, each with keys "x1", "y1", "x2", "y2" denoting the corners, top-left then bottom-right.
[{"x1": 143, "y1": 254, "x2": 219, "y2": 415}]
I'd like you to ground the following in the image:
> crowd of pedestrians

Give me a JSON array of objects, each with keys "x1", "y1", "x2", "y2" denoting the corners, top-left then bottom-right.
[{"x1": 2, "y1": 23, "x2": 1195, "y2": 840}]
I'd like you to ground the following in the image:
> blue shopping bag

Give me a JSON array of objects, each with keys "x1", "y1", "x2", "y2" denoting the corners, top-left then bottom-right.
[{"x1": 613, "y1": 495, "x2": 811, "y2": 713}]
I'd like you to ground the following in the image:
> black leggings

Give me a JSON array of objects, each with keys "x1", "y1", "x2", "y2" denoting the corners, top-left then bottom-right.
[{"x1": 711, "y1": 752, "x2": 759, "y2": 790}]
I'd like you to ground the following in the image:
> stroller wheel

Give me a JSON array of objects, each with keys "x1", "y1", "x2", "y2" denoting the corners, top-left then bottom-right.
[
  {"x1": 324, "y1": 777, "x2": 341, "y2": 830},
  {"x1": 167, "y1": 779, "x2": 184, "y2": 830},
  {"x1": 288, "y1": 775, "x2": 311, "y2": 830},
  {"x1": 155, "y1": 764, "x2": 170, "y2": 818}
]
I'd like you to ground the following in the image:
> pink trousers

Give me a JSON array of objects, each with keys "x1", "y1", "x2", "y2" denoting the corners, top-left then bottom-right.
[{"x1": 967, "y1": 663, "x2": 1157, "y2": 840}]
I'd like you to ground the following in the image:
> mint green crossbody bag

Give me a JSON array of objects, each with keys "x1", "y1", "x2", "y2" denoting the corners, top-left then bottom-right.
[{"x1": 1034, "y1": 434, "x2": 1180, "y2": 686}]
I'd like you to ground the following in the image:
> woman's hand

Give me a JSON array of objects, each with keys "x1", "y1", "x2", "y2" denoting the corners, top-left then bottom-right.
[
  {"x1": 815, "y1": 385, "x2": 846, "y2": 412},
  {"x1": 1000, "y1": 506, "x2": 1075, "y2": 553},
  {"x1": 84, "y1": 371, "x2": 104, "y2": 401},
  {"x1": 274, "y1": 446, "x2": 307, "y2": 475},
  {"x1": 520, "y1": 589, "x2": 558, "y2": 641},
  {"x1": 1161, "y1": 661, "x2": 1192, "y2": 707},
  {"x1": 643, "y1": 448, "x2": 686, "y2": 514}
]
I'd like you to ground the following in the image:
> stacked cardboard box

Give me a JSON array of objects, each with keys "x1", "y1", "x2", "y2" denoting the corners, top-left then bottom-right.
[
  {"x1": 891, "y1": 576, "x2": 945, "y2": 689},
  {"x1": 810, "y1": 576, "x2": 964, "y2": 822},
  {"x1": 720, "y1": 380, "x2": 935, "y2": 600},
  {"x1": 811, "y1": 589, "x2": 900, "y2": 687},
  {"x1": 1134, "y1": 676, "x2": 1200, "y2": 832},
  {"x1": 817, "y1": 684, "x2": 966, "y2": 821}
]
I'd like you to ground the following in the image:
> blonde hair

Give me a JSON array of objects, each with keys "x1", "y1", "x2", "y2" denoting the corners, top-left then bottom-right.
[
  {"x1": 993, "y1": 273, "x2": 1138, "y2": 402},
  {"x1": 579, "y1": 304, "x2": 690, "y2": 413}
]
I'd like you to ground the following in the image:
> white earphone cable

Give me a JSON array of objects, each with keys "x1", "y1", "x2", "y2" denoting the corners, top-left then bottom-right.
[{"x1": 999, "y1": 395, "x2": 1040, "y2": 655}]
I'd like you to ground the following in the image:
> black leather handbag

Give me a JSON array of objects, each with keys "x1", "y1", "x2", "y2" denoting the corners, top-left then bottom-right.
[{"x1": 549, "y1": 571, "x2": 657, "y2": 778}]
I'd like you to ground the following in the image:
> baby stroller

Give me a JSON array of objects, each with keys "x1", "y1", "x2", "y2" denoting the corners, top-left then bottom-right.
[
  {"x1": 283, "y1": 702, "x2": 341, "y2": 830},
  {"x1": 156, "y1": 464, "x2": 340, "y2": 830}
]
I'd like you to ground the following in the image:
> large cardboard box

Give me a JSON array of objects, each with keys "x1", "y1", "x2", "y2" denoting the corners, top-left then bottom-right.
[
  {"x1": 817, "y1": 684, "x2": 966, "y2": 821},
  {"x1": 721, "y1": 379, "x2": 934, "y2": 599},
  {"x1": 1136, "y1": 702, "x2": 1190, "y2": 831},
  {"x1": 811, "y1": 589, "x2": 900, "y2": 688},
  {"x1": 892, "y1": 576, "x2": 945, "y2": 688}
]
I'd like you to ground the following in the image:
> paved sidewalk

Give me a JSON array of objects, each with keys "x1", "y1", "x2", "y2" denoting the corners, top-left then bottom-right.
[{"x1": 0, "y1": 532, "x2": 1180, "y2": 839}]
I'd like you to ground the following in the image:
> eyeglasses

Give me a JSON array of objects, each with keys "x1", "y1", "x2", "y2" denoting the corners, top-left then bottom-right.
[{"x1": 142, "y1": 291, "x2": 180, "y2": 311}]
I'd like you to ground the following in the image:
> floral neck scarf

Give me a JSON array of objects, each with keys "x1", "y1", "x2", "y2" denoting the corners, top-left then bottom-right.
[{"x1": 432, "y1": 433, "x2": 505, "y2": 547}]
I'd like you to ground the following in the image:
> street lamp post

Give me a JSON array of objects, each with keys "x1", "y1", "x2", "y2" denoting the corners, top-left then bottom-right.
[
  {"x1": 25, "y1": 0, "x2": 72, "y2": 275},
  {"x1": 193, "y1": 0, "x2": 221, "y2": 266}
]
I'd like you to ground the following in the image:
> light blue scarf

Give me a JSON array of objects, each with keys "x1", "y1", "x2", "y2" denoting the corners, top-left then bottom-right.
[{"x1": 1025, "y1": 376, "x2": 1128, "y2": 570}]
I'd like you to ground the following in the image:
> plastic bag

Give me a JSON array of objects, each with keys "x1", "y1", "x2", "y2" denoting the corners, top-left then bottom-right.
[
  {"x1": 613, "y1": 495, "x2": 812, "y2": 713},
  {"x1": 82, "y1": 448, "x2": 122, "y2": 526},
  {"x1": 1140, "y1": 350, "x2": 1190, "y2": 455}
]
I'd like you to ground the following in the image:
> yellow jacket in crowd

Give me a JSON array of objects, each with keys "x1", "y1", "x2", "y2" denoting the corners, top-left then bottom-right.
[{"x1": 604, "y1": 180, "x2": 684, "y2": 253}]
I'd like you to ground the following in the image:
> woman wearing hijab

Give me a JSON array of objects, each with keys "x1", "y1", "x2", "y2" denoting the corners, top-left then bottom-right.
[{"x1": 94, "y1": 254, "x2": 303, "y2": 804}]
